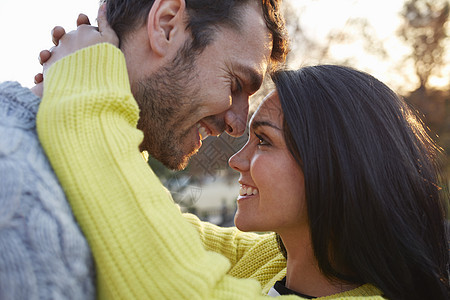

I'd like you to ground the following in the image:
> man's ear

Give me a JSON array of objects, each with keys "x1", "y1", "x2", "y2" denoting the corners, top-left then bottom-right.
[{"x1": 147, "y1": 0, "x2": 186, "y2": 57}]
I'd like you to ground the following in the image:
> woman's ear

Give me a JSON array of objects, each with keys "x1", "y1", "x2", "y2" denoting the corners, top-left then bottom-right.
[{"x1": 147, "y1": 0, "x2": 187, "y2": 57}]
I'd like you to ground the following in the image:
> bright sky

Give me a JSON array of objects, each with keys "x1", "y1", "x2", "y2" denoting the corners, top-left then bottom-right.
[
  {"x1": 0, "y1": 0, "x2": 446, "y2": 91},
  {"x1": 0, "y1": 0, "x2": 99, "y2": 88},
  {"x1": 289, "y1": 0, "x2": 416, "y2": 92}
]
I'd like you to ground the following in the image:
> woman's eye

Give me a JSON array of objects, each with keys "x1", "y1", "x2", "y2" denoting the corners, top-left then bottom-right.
[{"x1": 255, "y1": 133, "x2": 269, "y2": 146}]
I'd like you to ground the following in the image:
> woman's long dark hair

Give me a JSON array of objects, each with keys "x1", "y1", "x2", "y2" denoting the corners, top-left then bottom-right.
[{"x1": 272, "y1": 65, "x2": 449, "y2": 300}]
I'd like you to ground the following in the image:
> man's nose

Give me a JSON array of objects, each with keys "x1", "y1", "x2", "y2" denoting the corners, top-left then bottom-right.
[{"x1": 224, "y1": 96, "x2": 249, "y2": 137}]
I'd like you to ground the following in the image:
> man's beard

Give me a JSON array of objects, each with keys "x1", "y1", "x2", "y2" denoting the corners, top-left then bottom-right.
[{"x1": 132, "y1": 46, "x2": 201, "y2": 170}]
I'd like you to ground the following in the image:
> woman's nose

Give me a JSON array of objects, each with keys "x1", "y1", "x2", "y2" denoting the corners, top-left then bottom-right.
[{"x1": 229, "y1": 143, "x2": 250, "y2": 172}]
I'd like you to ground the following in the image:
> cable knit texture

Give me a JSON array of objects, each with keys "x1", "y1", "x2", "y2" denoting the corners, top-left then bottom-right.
[
  {"x1": 0, "y1": 82, "x2": 95, "y2": 299},
  {"x1": 37, "y1": 43, "x2": 386, "y2": 299}
]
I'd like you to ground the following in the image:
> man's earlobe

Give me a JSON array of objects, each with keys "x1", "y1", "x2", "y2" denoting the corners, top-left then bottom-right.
[{"x1": 147, "y1": 0, "x2": 186, "y2": 57}]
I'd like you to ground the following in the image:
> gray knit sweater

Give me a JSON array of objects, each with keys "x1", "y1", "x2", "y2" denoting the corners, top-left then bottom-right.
[{"x1": 0, "y1": 82, "x2": 95, "y2": 299}]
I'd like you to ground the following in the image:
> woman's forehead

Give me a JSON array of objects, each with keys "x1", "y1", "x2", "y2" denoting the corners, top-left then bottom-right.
[{"x1": 250, "y1": 91, "x2": 283, "y2": 125}]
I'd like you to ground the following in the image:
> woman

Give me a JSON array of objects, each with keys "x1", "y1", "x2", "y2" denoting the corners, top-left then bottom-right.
[
  {"x1": 230, "y1": 67, "x2": 449, "y2": 299},
  {"x1": 37, "y1": 16, "x2": 448, "y2": 300}
]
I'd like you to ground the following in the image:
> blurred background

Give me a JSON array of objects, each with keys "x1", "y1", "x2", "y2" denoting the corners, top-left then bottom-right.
[{"x1": 1, "y1": 0, "x2": 448, "y2": 225}]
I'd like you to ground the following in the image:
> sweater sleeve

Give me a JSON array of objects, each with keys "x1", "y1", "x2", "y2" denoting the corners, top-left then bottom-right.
[
  {"x1": 183, "y1": 213, "x2": 278, "y2": 268},
  {"x1": 182, "y1": 213, "x2": 288, "y2": 292},
  {"x1": 36, "y1": 43, "x2": 298, "y2": 300}
]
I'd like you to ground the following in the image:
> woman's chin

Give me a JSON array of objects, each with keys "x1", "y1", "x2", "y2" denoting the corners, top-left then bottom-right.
[
  {"x1": 234, "y1": 214, "x2": 264, "y2": 232},
  {"x1": 234, "y1": 214, "x2": 250, "y2": 232}
]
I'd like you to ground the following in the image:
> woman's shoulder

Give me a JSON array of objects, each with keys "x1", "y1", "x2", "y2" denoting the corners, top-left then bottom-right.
[{"x1": 316, "y1": 284, "x2": 385, "y2": 300}]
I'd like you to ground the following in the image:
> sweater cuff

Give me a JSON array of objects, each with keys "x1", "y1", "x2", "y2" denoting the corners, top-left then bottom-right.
[{"x1": 44, "y1": 43, "x2": 131, "y2": 99}]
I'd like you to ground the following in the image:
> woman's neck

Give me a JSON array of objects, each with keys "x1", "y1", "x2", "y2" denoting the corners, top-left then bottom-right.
[{"x1": 280, "y1": 231, "x2": 359, "y2": 297}]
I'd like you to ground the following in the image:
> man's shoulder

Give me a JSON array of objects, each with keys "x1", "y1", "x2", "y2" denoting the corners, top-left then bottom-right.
[
  {"x1": 0, "y1": 82, "x2": 96, "y2": 299},
  {"x1": 0, "y1": 82, "x2": 43, "y2": 171},
  {"x1": 0, "y1": 81, "x2": 63, "y2": 207},
  {"x1": 0, "y1": 81, "x2": 40, "y2": 128}
]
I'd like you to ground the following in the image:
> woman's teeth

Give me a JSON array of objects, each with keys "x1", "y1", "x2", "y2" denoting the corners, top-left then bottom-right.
[
  {"x1": 197, "y1": 123, "x2": 210, "y2": 140},
  {"x1": 239, "y1": 185, "x2": 259, "y2": 196}
]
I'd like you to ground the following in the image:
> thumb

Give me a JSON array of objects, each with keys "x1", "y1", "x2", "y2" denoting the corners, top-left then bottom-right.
[{"x1": 97, "y1": 3, "x2": 119, "y2": 46}]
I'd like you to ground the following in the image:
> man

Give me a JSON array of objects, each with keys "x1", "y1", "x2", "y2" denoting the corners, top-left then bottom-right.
[
  {"x1": 0, "y1": 0, "x2": 288, "y2": 299},
  {"x1": 39, "y1": 0, "x2": 288, "y2": 170}
]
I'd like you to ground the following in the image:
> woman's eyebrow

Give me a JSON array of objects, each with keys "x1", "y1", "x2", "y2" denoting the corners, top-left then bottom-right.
[{"x1": 251, "y1": 120, "x2": 281, "y2": 131}]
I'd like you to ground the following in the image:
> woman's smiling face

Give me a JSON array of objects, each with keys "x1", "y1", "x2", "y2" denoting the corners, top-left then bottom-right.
[{"x1": 229, "y1": 91, "x2": 308, "y2": 235}]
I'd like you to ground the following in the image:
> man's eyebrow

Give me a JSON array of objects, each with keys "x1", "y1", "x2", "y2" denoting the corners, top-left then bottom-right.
[
  {"x1": 234, "y1": 64, "x2": 264, "y2": 94},
  {"x1": 251, "y1": 120, "x2": 281, "y2": 131}
]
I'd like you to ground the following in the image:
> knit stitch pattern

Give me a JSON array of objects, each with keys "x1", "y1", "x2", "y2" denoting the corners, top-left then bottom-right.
[{"x1": 0, "y1": 82, "x2": 95, "y2": 299}]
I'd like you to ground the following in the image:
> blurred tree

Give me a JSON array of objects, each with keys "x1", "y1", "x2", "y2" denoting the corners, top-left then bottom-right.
[
  {"x1": 398, "y1": 0, "x2": 449, "y2": 90},
  {"x1": 395, "y1": 0, "x2": 449, "y2": 187}
]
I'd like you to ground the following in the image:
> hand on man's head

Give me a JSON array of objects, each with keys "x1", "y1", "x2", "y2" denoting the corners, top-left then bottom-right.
[
  {"x1": 43, "y1": 5, "x2": 119, "y2": 76},
  {"x1": 32, "y1": 4, "x2": 118, "y2": 98}
]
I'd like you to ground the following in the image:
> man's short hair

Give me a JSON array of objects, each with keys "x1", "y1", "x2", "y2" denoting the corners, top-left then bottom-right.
[{"x1": 103, "y1": 0, "x2": 289, "y2": 70}]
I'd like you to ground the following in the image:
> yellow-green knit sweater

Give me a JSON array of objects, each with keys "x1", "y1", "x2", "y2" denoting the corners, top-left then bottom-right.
[{"x1": 37, "y1": 43, "x2": 385, "y2": 300}]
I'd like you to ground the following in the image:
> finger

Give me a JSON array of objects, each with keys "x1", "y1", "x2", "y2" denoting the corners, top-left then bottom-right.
[
  {"x1": 38, "y1": 50, "x2": 52, "y2": 66},
  {"x1": 97, "y1": 3, "x2": 120, "y2": 46},
  {"x1": 31, "y1": 83, "x2": 43, "y2": 98},
  {"x1": 97, "y1": 4, "x2": 112, "y2": 35},
  {"x1": 77, "y1": 13, "x2": 91, "y2": 27},
  {"x1": 51, "y1": 26, "x2": 66, "y2": 46},
  {"x1": 34, "y1": 73, "x2": 44, "y2": 84}
]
